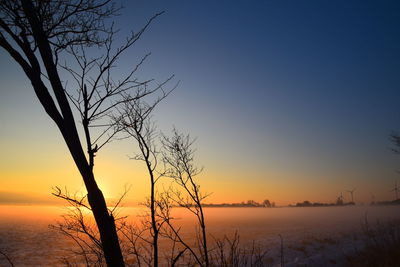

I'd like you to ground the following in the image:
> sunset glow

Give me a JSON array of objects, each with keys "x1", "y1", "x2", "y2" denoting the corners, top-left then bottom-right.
[{"x1": 1, "y1": 1, "x2": 400, "y2": 266}]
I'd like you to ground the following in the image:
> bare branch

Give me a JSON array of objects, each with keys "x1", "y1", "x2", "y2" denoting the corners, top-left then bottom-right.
[
  {"x1": 52, "y1": 186, "x2": 91, "y2": 210},
  {"x1": 0, "y1": 250, "x2": 14, "y2": 267}
]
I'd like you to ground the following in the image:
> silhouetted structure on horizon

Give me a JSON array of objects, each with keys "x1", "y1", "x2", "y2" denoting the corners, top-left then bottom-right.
[{"x1": 346, "y1": 188, "x2": 356, "y2": 204}]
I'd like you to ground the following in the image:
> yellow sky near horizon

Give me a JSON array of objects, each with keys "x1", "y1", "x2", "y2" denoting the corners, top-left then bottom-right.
[
  {"x1": 0, "y1": 107, "x2": 397, "y2": 207},
  {"x1": 0, "y1": 129, "x2": 392, "y2": 207}
]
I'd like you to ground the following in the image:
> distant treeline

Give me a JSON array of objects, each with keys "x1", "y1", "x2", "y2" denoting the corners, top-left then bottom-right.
[
  {"x1": 198, "y1": 199, "x2": 276, "y2": 208},
  {"x1": 292, "y1": 199, "x2": 400, "y2": 207},
  {"x1": 290, "y1": 200, "x2": 355, "y2": 207},
  {"x1": 372, "y1": 199, "x2": 400, "y2": 206},
  {"x1": 177, "y1": 199, "x2": 400, "y2": 208}
]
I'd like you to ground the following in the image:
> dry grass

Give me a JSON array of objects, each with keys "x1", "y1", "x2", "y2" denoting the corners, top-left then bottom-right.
[
  {"x1": 209, "y1": 232, "x2": 271, "y2": 267},
  {"x1": 346, "y1": 219, "x2": 400, "y2": 267}
]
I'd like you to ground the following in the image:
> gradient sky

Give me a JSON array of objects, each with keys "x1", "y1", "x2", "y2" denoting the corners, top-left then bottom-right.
[{"x1": 1, "y1": 1, "x2": 400, "y2": 205}]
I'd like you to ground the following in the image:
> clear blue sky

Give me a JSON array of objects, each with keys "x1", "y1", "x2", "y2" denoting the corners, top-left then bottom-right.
[{"x1": 0, "y1": 1, "x2": 399, "y2": 204}]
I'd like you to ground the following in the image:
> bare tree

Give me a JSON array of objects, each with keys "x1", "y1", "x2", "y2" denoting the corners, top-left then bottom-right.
[
  {"x1": 162, "y1": 130, "x2": 211, "y2": 267},
  {"x1": 116, "y1": 92, "x2": 174, "y2": 267},
  {"x1": 391, "y1": 133, "x2": 400, "y2": 154},
  {"x1": 390, "y1": 181, "x2": 399, "y2": 201},
  {"x1": 263, "y1": 199, "x2": 272, "y2": 208},
  {"x1": 390, "y1": 133, "x2": 400, "y2": 201},
  {"x1": 0, "y1": 1, "x2": 169, "y2": 265}
]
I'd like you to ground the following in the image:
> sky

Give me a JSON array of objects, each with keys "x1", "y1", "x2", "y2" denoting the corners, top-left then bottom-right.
[{"x1": 0, "y1": 1, "x2": 400, "y2": 205}]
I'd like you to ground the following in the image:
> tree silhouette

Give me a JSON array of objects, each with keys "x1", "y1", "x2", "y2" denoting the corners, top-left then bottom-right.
[
  {"x1": 391, "y1": 133, "x2": 400, "y2": 200},
  {"x1": 162, "y1": 130, "x2": 211, "y2": 267},
  {"x1": 0, "y1": 1, "x2": 170, "y2": 266},
  {"x1": 116, "y1": 92, "x2": 173, "y2": 267},
  {"x1": 391, "y1": 133, "x2": 400, "y2": 154},
  {"x1": 263, "y1": 199, "x2": 271, "y2": 207},
  {"x1": 0, "y1": 250, "x2": 13, "y2": 267}
]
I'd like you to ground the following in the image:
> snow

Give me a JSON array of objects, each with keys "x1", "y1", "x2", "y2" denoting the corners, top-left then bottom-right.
[{"x1": 0, "y1": 205, "x2": 399, "y2": 266}]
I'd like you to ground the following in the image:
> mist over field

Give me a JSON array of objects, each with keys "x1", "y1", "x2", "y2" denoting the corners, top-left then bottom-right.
[{"x1": 1, "y1": 205, "x2": 399, "y2": 266}]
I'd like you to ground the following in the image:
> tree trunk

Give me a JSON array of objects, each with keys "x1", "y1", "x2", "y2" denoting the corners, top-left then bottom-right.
[
  {"x1": 18, "y1": 1, "x2": 126, "y2": 265},
  {"x1": 44, "y1": 86, "x2": 125, "y2": 266},
  {"x1": 86, "y1": 181, "x2": 125, "y2": 267},
  {"x1": 150, "y1": 175, "x2": 159, "y2": 267},
  {"x1": 58, "y1": 120, "x2": 125, "y2": 267}
]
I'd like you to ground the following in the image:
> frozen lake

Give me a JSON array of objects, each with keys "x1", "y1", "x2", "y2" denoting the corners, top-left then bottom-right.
[{"x1": 0, "y1": 205, "x2": 399, "y2": 266}]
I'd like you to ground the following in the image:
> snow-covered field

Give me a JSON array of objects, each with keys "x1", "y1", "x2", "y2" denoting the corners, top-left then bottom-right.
[{"x1": 0, "y1": 205, "x2": 399, "y2": 266}]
